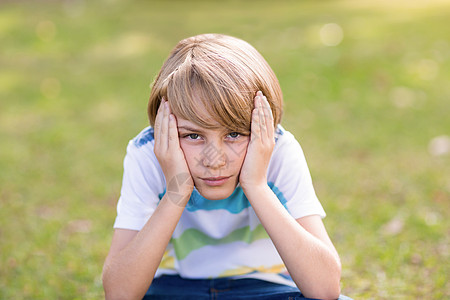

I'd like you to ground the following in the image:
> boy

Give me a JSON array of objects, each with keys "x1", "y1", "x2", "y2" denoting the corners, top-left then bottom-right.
[{"x1": 102, "y1": 34, "x2": 349, "y2": 300}]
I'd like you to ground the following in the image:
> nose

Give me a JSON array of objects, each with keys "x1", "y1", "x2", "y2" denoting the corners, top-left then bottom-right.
[{"x1": 201, "y1": 143, "x2": 227, "y2": 169}]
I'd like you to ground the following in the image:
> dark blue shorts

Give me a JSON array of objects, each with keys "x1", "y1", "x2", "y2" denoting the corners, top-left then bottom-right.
[{"x1": 144, "y1": 275, "x2": 352, "y2": 300}]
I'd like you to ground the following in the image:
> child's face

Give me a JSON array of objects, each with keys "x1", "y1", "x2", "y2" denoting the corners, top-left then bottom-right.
[{"x1": 176, "y1": 115, "x2": 249, "y2": 200}]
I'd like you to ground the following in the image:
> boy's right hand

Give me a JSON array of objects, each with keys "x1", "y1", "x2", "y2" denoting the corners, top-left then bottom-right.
[{"x1": 154, "y1": 99, "x2": 194, "y2": 206}]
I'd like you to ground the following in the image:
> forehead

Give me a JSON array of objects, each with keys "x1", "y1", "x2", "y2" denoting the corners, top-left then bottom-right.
[{"x1": 175, "y1": 114, "x2": 222, "y2": 132}]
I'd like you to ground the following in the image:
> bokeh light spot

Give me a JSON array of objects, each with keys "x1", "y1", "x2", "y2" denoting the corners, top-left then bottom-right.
[
  {"x1": 389, "y1": 86, "x2": 415, "y2": 108},
  {"x1": 428, "y1": 135, "x2": 450, "y2": 157},
  {"x1": 319, "y1": 23, "x2": 344, "y2": 47}
]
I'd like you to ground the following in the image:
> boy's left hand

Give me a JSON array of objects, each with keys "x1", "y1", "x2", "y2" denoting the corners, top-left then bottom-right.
[{"x1": 239, "y1": 91, "x2": 275, "y2": 191}]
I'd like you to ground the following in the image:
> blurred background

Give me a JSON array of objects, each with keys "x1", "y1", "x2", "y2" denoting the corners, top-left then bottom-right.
[{"x1": 0, "y1": 0, "x2": 449, "y2": 298}]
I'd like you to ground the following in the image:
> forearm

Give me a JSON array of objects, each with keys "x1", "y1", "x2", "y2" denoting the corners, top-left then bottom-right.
[
  {"x1": 244, "y1": 185, "x2": 341, "y2": 300},
  {"x1": 102, "y1": 195, "x2": 185, "y2": 300}
]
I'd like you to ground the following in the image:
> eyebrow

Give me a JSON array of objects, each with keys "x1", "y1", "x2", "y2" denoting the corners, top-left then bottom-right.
[
  {"x1": 177, "y1": 125, "x2": 231, "y2": 135},
  {"x1": 177, "y1": 125, "x2": 204, "y2": 132}
]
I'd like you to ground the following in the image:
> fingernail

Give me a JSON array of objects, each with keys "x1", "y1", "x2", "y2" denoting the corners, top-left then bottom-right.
[{"x1": 256, "y1": 91, "x2": 263, "y2": 97}]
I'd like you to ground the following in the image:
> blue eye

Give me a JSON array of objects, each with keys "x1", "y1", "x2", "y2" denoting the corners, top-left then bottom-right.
[
  {"x1": 187, "y1": 133, "x2": 200, "y2": 140},
  {"x1": 228, "y1": 132, "x2": 240, "y2": 139}
]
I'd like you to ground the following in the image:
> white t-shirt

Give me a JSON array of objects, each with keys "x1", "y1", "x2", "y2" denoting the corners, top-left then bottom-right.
[{"x1": 114, "y1": 125, "x2": 325, "y2": 286}]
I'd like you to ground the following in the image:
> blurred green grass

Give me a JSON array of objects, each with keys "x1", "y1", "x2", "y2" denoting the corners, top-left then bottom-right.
[{"x1": 0, "y1": 0, "x2": 449, "y2": 299}]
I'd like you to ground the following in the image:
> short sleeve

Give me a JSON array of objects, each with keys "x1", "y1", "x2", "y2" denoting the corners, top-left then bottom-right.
[
  {"x1": 113, "y1": 129, "x2": 166, "y2": 231},
  {"x1": 267, "y1": 126, "x2": 326, "y2": 219}
]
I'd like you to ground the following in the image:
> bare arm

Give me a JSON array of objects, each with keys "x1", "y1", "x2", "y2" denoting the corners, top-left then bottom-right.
[
  {"x1": 102, "y1": 196, "x2": 187, "y2": 300},
  {"x1": 240, "y1": 92, "x2": 341, "y2": 300},
  {"x1": 102, "y1": 100, "x2": 193, "y2": 300},
  {"x1": 244, "y1": 186, "x2": 341, "y2": 300}
]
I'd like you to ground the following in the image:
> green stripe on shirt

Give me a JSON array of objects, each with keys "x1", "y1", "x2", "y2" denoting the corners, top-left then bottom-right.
[{"x1": 172, "y1": 224, "x2": 269, "y2": 260}]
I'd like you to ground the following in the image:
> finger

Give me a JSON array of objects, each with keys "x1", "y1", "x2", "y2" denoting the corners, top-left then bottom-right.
[
  {"x1": 251, "y1": 105, "x2": 261, "y2": 142},
  {"x1": 160, "y1": 101, "x2": 170, "y2": 151},
  {"x1": 261, "y1": 95, "x2": 274, "y2": 124},
  {"x1": 165, "y1": 101, "x2": 180, "y2": 149},
  {"x1": 258, "y1": 94, "x2": 266, "y2": 132},
  {"x1": 154, "y1": 99, "x2": 165, "y2": 148},
  {"x1": 165, "y1": 98, "x2": 172, "y2": 115},
  {"x1": 168, "y1": 113, "x2": 180, "y2": 148},
  {"x1": 261, "y1": 95, "x2": 274, "y2": 140},
  {"x1": 257, "y1": 93, "x2": 271, "y2": 144}
]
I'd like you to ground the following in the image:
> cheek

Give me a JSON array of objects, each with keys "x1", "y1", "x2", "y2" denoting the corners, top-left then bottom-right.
[
  {"x1": 179, "y1": 142, "x2": 198, "y2": 168},
  {"x1": 226, "y1": 139, "x2": 249, "y2": 164}
]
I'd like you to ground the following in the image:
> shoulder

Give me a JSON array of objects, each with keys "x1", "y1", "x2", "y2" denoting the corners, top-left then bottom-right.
[
  {"x1": 273, "y1": 124, "x2": 304, "y2": 154},
  {"x1": 123, "y1": 126, "x2": 162, "y2": 177},
  {"x1": 132, "y1": 126, "x2": 155, "y2": 148},
  {"x1": 125, "y1": 126, "x2": 156, "y2": 157},
  {"x1": 268, "y1": 124, "x2": 309, "y2": 179},
  {"x1": 268, "y1": 125, "x2": 326, "y2": 218}
]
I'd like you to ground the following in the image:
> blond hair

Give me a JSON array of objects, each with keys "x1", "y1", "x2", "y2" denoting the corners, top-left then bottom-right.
[{"x1": 148, "y1": 34, "x2": 283, "y2": 134}]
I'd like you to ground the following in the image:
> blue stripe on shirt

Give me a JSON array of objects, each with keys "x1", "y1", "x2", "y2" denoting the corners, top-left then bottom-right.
[
  {"x1": 134, "y1": 127, "x2": 154, "y2": 147},
  {"x1": 158, "y1": 182, "x2": 289, "y2": 214}
]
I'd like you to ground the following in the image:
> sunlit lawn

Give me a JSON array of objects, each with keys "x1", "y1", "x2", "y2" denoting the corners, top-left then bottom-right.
[{"x1": 0, "y1": 0, "x2": 449, "y2": 299}]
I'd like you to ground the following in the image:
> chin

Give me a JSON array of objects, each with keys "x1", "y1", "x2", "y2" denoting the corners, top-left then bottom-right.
[{"x1": 195, "y1": 185, "x2": 236, "y2": 201}]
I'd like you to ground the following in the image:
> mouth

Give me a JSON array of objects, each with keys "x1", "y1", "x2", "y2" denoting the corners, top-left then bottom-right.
[{"x1": 200, "y1": 176, "x2": 231, "y2": 186}]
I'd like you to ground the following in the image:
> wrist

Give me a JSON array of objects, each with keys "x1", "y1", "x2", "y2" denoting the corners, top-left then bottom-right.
[
  {"x1": 164, "y1": 188, "x2": 192, "y2": 207},
  {"x1": 165, "y1": 172, "x2": 194, "y2": 207},
  {"x1": 241, "y1": 182, "x2": 271, "y2": 199}
]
